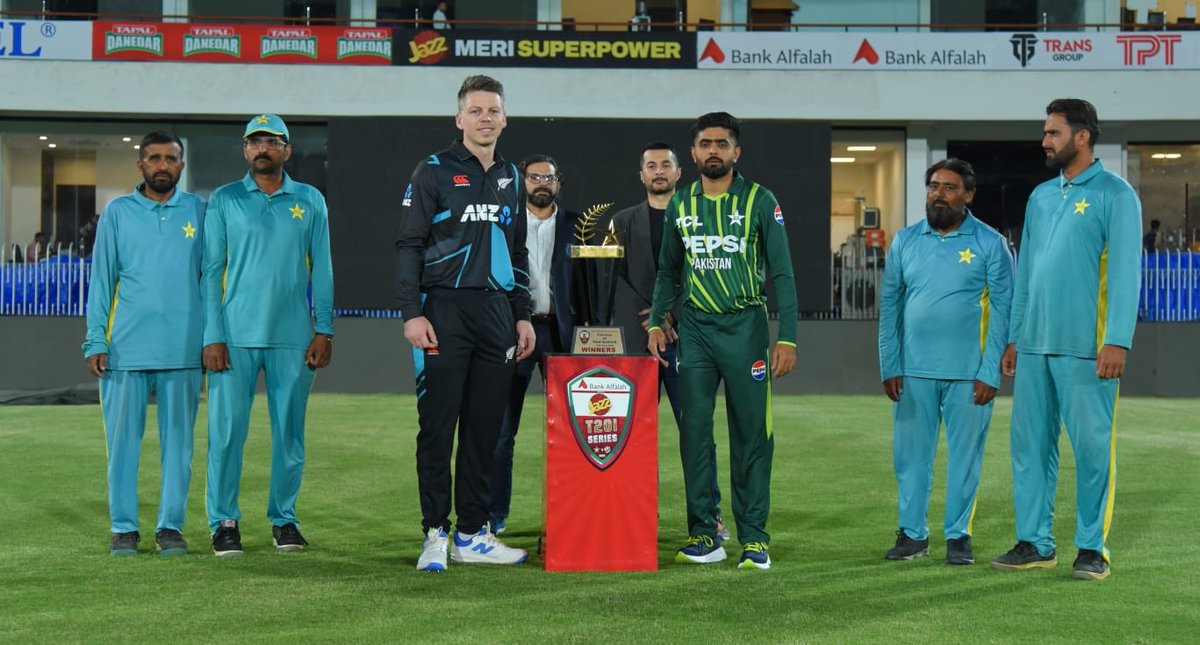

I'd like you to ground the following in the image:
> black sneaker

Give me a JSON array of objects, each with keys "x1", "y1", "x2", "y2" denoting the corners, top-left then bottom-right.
[
  {"x1": 272, "y1": 523, "x2": 308, "y2": 553},
  {"x1": 946, "y1": 536, "x2": 975, "y2": 565},
  {"x1": 1072, "y1": 549, "x2": 1110, "y2": 581},
  {"x1": 155, "y1": 529, "x2": 188, "y2": 557},
  {"x1": 110, "y1": 531, "x2": 139, "y2": 557},
  {"x1": 885, "y1": 530, "x2": 929, "y2": 560},
  {"x1": 212, "y1": 520, "x2": 244, "y2": 557},
  {"x1": 990, "y1": 541, "x2": 1056, "y2": 570}
]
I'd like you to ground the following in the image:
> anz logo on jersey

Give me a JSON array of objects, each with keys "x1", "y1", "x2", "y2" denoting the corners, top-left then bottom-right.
[{"x1": 460, "y1": 203, "x2": 513, "y2": 225}]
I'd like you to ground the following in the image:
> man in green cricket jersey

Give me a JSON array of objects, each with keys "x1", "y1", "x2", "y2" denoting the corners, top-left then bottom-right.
[{"x1": 648, "y1": 112, "x2": 798, "y2": 570}]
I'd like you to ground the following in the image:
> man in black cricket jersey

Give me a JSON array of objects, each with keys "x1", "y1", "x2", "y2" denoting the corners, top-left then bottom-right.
[{"x1": 396, "y1": 75, "x2": 535, "y2": 572}]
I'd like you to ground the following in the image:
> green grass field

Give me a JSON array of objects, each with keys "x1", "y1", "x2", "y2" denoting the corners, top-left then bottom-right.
[{"x1": 1, "y1": 394, "x2": 1197, "y2": 643}]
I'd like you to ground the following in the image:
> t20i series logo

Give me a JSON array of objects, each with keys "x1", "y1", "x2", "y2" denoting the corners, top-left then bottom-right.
[{"x1": 567, "y1": 367, "x2": 636, "y2": 470}]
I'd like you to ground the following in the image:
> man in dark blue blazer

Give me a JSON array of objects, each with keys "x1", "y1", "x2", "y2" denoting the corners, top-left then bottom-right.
[{"x1": 488, "y1": 154, "x2": 592, "y2": 533}]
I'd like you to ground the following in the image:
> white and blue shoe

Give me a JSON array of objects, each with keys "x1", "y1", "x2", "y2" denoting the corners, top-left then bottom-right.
[
  {"x1": 417, "y1": 527, "x2": 449, "y2": 572},
  {"x1": 450, "y1": 526, "x2": 527, "y2": 565}
]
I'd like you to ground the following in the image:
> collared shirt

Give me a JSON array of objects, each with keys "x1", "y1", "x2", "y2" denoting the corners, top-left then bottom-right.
[
  {"x1": 1009, "y1": 159, "x2": 1142, "y2": 358},
  {"x1": 878, "y1": 211, "x2": 1014, "y2": 387},
  {"x1": 649, "y1": 171, "x2": 798, "y2": 345},
  {"x1": 202, "y1": 171, "x2": 334, "y2": 349},
  {"x1": 394, "y1": 139, "x2": 530, "y2": 322},
  {"x1": 526, "y1": 204, "x2": 558, "y2": 316},
  {"x1": 83, "y1": 185, "x2": 207, "y2": 369}
]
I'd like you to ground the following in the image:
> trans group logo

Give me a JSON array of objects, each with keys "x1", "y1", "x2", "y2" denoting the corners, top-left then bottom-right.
[
  {"x1": 1010, "y1": 33, "x2": 1037, "y2": 67},
  {"x1": 567, "y1": 367, "x2": 636, "y2": 470}
]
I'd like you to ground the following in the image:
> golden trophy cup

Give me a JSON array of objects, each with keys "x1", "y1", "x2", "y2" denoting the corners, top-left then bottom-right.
[{"x1": 566, "y1": 202, "x2": 626, "y2": 354}]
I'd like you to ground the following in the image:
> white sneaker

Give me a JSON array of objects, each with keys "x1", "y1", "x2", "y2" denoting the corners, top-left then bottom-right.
[
  {"x1": 450, "y1": 527, "x2": 528, "y2": 564},
  {"x1": 416, "y1": 527, "x2": 449, "y2": 572}
]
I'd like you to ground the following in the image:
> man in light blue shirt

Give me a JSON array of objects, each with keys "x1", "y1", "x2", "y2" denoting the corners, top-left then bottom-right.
[
  {"x1": 878, "y1": 158, "x2": 1013, "y2": 565},
  {"x1": 992, "y1": 99, "x2": 1140, "y2": 581},
  {"x1": 202, "y1": 114, "x2": 335, "y2": 557},
  {"x1": 82, "y1": 131, "x2": 206, "y2": 557}
]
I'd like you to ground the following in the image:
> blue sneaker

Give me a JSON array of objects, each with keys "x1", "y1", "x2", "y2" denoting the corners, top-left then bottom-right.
[
  {"x1": 675, "y1": 535, "x2": 727, "y2": 564},
  {"x1": 450, "y1": 527, "x2": 527, "y2": 565},
  {"x1": 738, "y1": 542, "x2": 771, "y2": 570}
]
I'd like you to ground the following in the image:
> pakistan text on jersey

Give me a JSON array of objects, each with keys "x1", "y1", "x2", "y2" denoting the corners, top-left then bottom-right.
[{"x1": 691, "y1": 257, "x2": 734, "y2": 271}]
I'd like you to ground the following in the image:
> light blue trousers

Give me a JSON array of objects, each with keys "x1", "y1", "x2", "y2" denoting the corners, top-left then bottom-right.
[
  {"x1": 893, "y1": 377, "x2": 992, "y2": 541},
  {"x1": 1010, "y1": 353, "x2": 1118, "y2": 559},
  {"x1": 205, "y1": 347, "x2": 314, "y2": 532},
  {"x1": 101, "y1": 369, "x2": 201, "y2": 534}
]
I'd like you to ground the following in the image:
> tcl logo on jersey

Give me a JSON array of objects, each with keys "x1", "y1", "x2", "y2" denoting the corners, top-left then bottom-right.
[
  {"x1": 675, "y1": 215, "x2": 702, "y2": 228},
  {"x1": 750, "y1": 360, "x2": 767, "y2": 381},
  {"x1": 682, "y1": 235, "x2": 746, "y2": 254},
  {"x1": 460, "y1": 203, "x2": 512, "y2": 224},
  {"x1": 453, "y1": 174, "x2": 471, "y2": 187}
]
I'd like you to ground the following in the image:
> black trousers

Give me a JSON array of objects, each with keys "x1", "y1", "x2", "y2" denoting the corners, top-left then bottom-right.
[{"x1": 414, "y1": 289, "x2": 517, "y2": 535}]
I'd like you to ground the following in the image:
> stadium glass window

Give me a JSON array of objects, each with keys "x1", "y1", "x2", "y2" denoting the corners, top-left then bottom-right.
[
  {"x1": 5, "y1": 0, "x2": 161, "y2": 20},
  {"x1": 931, "y1": 0, "x2": 1083, "y2": 31},
  {"x1": 829, "y1": 131, "x2": 905, "y2": 253},
  {"x1": 1127, "y1": 144, "x2": 1200, "y2": 251},
  {"x1": 176, "y1": 121, "x2": 328, "y2": 200},
  {"x1": 0, "y1": 120, "x2": 327, "y2": 258},
  {"x1": 376, "y1": 0, "x2": 428, "y2": 27},
  {"x1": 189, "y1": 0, "x2": 350, "y2": 23},
  {"x1": 0, "y1": 124, "x2": 153, "y2": 257}
]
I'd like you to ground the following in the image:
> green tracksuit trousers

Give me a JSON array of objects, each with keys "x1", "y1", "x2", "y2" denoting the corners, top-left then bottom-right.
[{"x1": 676, "y1": 306, "x2": 774, "y2": 545}]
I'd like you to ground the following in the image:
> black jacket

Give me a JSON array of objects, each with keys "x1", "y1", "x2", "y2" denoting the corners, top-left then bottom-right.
[{"x1": 395, "y1": 140, "x2": 530, "y2": 322}]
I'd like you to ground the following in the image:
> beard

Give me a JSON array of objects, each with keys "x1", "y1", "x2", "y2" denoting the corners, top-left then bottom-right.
[
  {"x1": 142, "y1": 171, "x2": 178, "y2": 195},
  {"x1": 926, "y1": 201, "x2": 965, "y2": 231},
  {"x1": 1045, "y1": 139, "x2": 1078, "y2": 170},
  {"x1": 698, "y1": 157, "x2": 733, "y2": 180},
  {"x1": 529, "y1": 188, "x2": 556, "y2": 208}
]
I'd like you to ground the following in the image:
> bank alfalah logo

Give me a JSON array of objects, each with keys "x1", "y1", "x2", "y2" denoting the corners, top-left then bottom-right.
[{"x1": 1010, "y1": 33, "x2": 1037, "y2": 67}]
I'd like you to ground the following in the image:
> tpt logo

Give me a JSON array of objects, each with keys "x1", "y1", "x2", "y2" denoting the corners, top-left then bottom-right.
[{"x1": 1116, "y1": 34, "x2": 1180, "y2": 66}]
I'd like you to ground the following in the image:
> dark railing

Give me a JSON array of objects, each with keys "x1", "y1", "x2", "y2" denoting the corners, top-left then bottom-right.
[{"x1": 0, "y1": 9, "x2": 1191, "y2": 33}]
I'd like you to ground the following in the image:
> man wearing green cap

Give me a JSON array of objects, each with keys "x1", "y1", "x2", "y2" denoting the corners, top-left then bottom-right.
[{"x1": 202, "y1": 114, "x2": 335, "y2": 557}]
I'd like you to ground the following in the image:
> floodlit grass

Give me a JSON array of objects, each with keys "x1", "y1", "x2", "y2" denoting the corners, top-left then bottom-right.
[{"x1": 1, "y1": 394, "x2": 1197, "y2": 643}]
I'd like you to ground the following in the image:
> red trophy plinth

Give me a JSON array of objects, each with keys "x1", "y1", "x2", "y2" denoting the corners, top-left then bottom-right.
[{"x1": 544, "y1": 355, "x2": 658, "y2": 571}]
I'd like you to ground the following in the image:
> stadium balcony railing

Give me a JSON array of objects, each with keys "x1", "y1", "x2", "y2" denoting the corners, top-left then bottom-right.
[
  {"x1": 0, "y1": 8, "x2": 1186, "y2": 33},
  {"x1": 2, "y1": 244, "x2": 1195, "y2": 322}
]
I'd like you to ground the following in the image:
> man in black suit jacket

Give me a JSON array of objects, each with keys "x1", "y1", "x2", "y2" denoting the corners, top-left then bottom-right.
[
  {"x1": 488, "y1": 154, "x2": 591, "y2": 533},
  {"x1": 603, "y1": 142, "x2": 728, "y2": 540}
]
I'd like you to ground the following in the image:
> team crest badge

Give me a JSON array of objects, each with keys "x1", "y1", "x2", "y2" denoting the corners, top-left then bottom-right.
[{"x1": 567, "y1": 366, "x2": 636, "y2": 470}]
